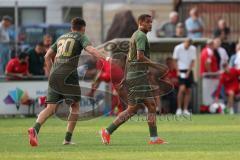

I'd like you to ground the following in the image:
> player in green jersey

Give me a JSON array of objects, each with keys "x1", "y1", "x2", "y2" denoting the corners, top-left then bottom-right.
[
  {"x1": 100, "y1": 14, "x2": 168, "y2": 145},
  {"x1": 28, "y1": 17, "x2": 107, "y2": 147}
]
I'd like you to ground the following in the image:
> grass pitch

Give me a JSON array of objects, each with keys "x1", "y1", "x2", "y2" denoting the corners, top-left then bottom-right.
[{"x1": 0, "y1": 115, "x2": 240, "y2": 160}]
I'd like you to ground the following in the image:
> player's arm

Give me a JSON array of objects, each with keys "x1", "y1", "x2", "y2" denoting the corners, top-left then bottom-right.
[
  {"x1": 85, "y1": 45, "x2": 110, "y2": 61},
  {"x1": 45, "y1": 48, "x2": 56, "y2": 76},
  {"x1": 137, "y1": 51, "x2": 161, "y2": 70}
]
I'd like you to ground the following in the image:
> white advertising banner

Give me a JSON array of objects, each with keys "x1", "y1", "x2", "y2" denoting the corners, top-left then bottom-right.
[{"x1": 0, "y1": 80, "x2": 106, "y2": 115}]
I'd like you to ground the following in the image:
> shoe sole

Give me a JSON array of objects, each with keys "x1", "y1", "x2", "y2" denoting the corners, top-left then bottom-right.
[
  {"x1": 28, "y1": 128, "x2": 38, "y2": 147},
  {"x1": 99, "y1": 130, "x2": 109, "y2": 145}
]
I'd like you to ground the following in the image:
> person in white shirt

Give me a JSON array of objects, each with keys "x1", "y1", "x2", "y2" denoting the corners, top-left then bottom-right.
[
  {"x1": 0, "y1": 15, "x2": 12, "y2": 75},
  {"x1": 233, "y1": 43, "x2": 240, "y2": 69},
  {"x1": 173, "y1": 38, "x2": 197, "y2": 115}
]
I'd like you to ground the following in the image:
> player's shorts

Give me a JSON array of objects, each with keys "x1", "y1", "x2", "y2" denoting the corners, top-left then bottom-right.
[
  {"x1": 46, "y1": 87, "x2": 81, "y2": 104},
  {"x1": 46, "y1": 72, "x2": 81, "y2": 104},
  {"x1": 178, "y1": 70, "x2": 194, "y2": 88},
  {"x1": 126, "y1": 73, "x2": 153, "y2": 106}
]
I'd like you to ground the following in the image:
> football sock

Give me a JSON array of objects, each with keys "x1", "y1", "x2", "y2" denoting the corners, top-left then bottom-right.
[
  {"x1": 150, "y1": 137, "x2": 158, "y2": 141},
  {"x1": 149, "y1": 125, "x2": 158, "y2": 137},
  {"x1": 106, "y1": 123, "x2": 118, "y2": 135},
  {"x1": 65, "y1": 132, "x2": 72, "y2": 142},
  {"x1": 33, "y1": 122, "x2": 41, "y2": 134}
]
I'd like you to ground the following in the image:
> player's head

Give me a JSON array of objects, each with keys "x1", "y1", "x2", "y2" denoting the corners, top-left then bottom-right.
[
  {"x1": 71, "y1": 17, "x2": 86, "y2": 33},
  {"x1": 222, "y1": 62, "x2": 229, "y2": 71},
  {"x1": 137, "y1": 14, "x2": 152, "y2": 33},
  {"x1": 1, "y1": 15, "x2": 12, "y2": 28},
  {"x1": 35, "y1": 42, "x2": 45, "y2": 54},
  {"x1": 213, "y1": 37, "x2": 221, "y2": 48},
  {"x1": 18, "y1": 52, "x2": 29, "y2": 63},
  {"x1": 184, "y1": 38, "x2": 192, "y2": 49}
]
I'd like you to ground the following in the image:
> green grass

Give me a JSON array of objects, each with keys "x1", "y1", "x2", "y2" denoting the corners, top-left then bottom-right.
[{"x1": 0, "y1": 115, "x2": 240, "y2": 160}]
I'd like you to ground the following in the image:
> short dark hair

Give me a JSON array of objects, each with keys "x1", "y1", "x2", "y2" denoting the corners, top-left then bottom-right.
[
  {"x1": 71, "y1": 17, "x2": 86, "y2": 30},
  {"x1": 18, "y1": 52, "x2": 28, "y2": 60},
  {"x1": 137, "y1": 14, "x2": 151, "y2": 24},
  {"x1": 36, "y1": 41, "x2": 44, "y2": 47}
]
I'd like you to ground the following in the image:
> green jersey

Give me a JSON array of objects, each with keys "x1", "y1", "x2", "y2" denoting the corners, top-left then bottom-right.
[
  {"x1": 50, "y1": 32, "x2": 91, "y2": 80},
  {"x1": 126, "y1": 30, "x2": 150, "y2": 79}
]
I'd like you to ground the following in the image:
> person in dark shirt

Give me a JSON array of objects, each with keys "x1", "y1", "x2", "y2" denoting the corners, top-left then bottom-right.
[
  {"x1": 27, "y1": 42, "x2": 45, "y2": 75},
  {"x1": 213, "y1": 19, "x2": 230, "y2": 41}
]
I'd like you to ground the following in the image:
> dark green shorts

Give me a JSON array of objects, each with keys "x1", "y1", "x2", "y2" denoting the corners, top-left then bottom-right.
[
  {"x1": 46, "y1": 86, "x2": 81, "y2": 104},
  {"x1": 126, "y1": 75, "x2": 153, "y2": 106}
]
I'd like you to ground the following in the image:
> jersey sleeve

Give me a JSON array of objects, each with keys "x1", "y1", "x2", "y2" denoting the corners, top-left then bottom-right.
[
  {"x1": 136, "y1": 33, "x2": 147, "y2": 51},
  {"x1": 51, "y1": 41, "x2": 58, "y2": 53},
  {"x1": 172, "y1": 46, "x2": 179, "y2": 60},
  {"x1": 81, "y1": 34, "x2": 91, "y2": 49},
  {"x1": 5, "y1": 60, "x2": 15, "y2": 73}
]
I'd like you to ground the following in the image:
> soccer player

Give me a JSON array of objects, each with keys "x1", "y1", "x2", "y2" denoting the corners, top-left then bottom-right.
[
  {"x1": 100, "y1": 14, "x2": 167, "y2": 145},
  {"x1": 87, "y1": 56, "x2": 126, "y2": 115},
  {"x1": 28, "y1": 17, "x2": 108, "y2": 147},
  {"x1": 215, "y1": 63, "x2": 240, "y2": 114}
]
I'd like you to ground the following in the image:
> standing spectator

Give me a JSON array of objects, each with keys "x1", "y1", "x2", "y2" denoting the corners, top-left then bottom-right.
[
  {"x1": 0, "y1": 15, "x2": 12, "y2": 75},
  {"x1": 213, "y1": 19, "x2": 230, "y2": 42},
  {"x1": 147, "y1": 10, "x2": 159, "y2": 40},
  {"x1": 213, "y1": 38, "x2": 229, "y2": 71},
  {"x1": 200, "y1": 39, "x2": 218, "y2": 75},
  {"x1": 173, "y1": 38, "x2": 197, "y2": 115},
  {"x1": 215, "y1": 63, "x2": 240, "y2": 114},
  {"x1": 185, "y1": 7, "x2": 204, "y2": 38},
  {"x1": 5, "y1": 52, "x2": 30, "y2": 80},
  {"x1": 232, "y1": 43, "x2": 240, "y2": 69},
  {"x1": 43, "y1": 34, "x2": 53, "y2": 53},
  {"x1": 174, "y1": 22, "x2": 186, "y2": 38},
  {"x1": 157, "y1": 11, "x2": 179, "y2": 37},
  {"x1": 27, "y1": 42, "x2": 45, "y2": 75}
]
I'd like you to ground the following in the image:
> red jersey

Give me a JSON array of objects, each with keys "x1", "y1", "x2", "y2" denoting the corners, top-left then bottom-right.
[
  {"x1": 200, "y1": 47, "x2": 218, "y2": 75},
  {"x1": 163, "y1": 69, "x2": 178, "y2": 88},
  {"x1": 5, "y1": 58, "x2": 29, "y2": 80},
  {"x1": 96, "y1": 59, "x2": 124, "y2": 85},
  {"x1": 215, "y1": 68, "x2": 240, "y2": 97},
  {"x1": 6, "y1": 58, "x2": 28, "y2": 74}
]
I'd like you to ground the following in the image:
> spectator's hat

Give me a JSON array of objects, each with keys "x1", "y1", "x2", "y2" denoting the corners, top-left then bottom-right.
[{"x1": 2, "y1": 15, "x2": 13, "y2": 22}]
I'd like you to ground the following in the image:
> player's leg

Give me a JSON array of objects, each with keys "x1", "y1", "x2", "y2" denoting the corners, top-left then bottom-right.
[
  {"x1": 144, "y1": 98, "x2": 167, "y2": 144},
  {"x1": 101, "y1": 104, "x2": 139, "y2": 144},
  {"x1": 28, "y1": 87, "x2": 61, "y2": 147},
  {"x1": 183, "y1": 87, "x2": 192, "y2": 115},
  {"x1": 227, "y1": 90, "x2": 235, "y2": 114},
  {"x1": 28, "y1": 103, "x2": 57, "y2": 147},
  {"x1": 63, "y1": 101, "x2": 80, "y2": 144},
  {"x1": 176, "y1": 84, "x2": 186, "y2": 115}
]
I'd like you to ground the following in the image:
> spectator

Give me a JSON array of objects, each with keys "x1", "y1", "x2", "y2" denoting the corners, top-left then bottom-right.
[
  {"x1": 5, "y1": 52, "x2": 30, "y2": 80},
  {"x1": 200, "y1": 39, "x2": 219, "y2": 75},
  {"x1": 213, "y1": 37, "x2": 229, "y2": 71},
  {"x1": 232, "y1": 43, "x2": 240, "y2": 69},
  {"x1": 215, "y1": 63, "x2": 240, "y2": 114},
  {"x1": 185, "y1": 7, "x2": 204, "y2": 38},
  {"x1": 173, "y1": 38, "x2": 197, "y2": 115},
  {"x1": 147, "y1": 10, "x2": 159, "y2": 40},
  {"x1": 0, "y1": 15, "x2": 12, "y2": 75},
  {"x1": 213, "y1": 19, "x2": 230, "y2": 42},
  {"x1": 27, "y1": 42, "x2": 45, "y2": 75},
  {"x1": 43, "y1": 34, "x2": 53, "y2": 53},
  {"x1": 174, "y1": 22, "x2": 186, "y2": 38},
  {"x1": 161, "y1": 57, "x2": 178, "y2": 114},
  {"x1": 157, "y1": 11, "x2": 179, "y2": 37}
]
